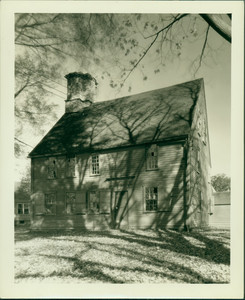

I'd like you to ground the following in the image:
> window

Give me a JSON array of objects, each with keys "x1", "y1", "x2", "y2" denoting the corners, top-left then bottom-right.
[
  {"x1": 47, "y1": 158, "x2": 57, "y2": 179},
  {"x1": 45, "y1": 193, "x2": 56, "y2": 215},
  {"x1": 17, "y1": 203, "x2": 29, "y2": 215},
  {"x1": 66, "y1": 192, "x2": 76, "y2": 214},
  {"x1": 145, "y1": 187, "x2": 158, "y2": 211},
  {"x1": 66, "y1": 156, "x2": 76, "y2": 177},
  {"x1": 24, "y1": 204, "x2": 29, "y2": 214},
  {"x1": 17, "y1": 203, "x2": 22, "y2": 214},
  {"x1": 196, "y1": 112, "x2": 202, "y2": 137},
  {"x1": 202, "y1": 120, "x2": 207, "y2": 145},
  {"x1": 91, "y1": 155, "x2": 100, "y2": 175},
  {"x1": 88, "y1": 191, "x2": 100, "y2": 213},
  {"x1": 146, "y1": 145, "x2": 158, "y2": 170},
  {"x1": 196, "y1": 148, "x2": 200, "y2": 172}
]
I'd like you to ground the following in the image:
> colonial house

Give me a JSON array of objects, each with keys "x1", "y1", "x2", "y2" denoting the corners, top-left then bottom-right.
[{"x1": 29, "y1": 72, "x2": 212, "y2": 230}]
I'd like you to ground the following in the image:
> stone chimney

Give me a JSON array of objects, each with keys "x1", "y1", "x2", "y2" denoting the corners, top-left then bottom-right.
[{"x1": 64, "y1": 72, "x2": 97, "y2": 112}]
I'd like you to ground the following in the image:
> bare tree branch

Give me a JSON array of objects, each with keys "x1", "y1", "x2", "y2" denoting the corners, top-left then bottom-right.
[
  {"x1": 145, "y1": 14, "x2": 188, "y2": 39},
  {"x1": 200, "y1": 14, "x2": 231, "y2": 43},
  {"x1": 85, "y1": 14, "x2": 93, "y2": 43},
  {"x1": 194, "y1": 25, "x2": 210, "y2": 77},
  {"x1": 15, "y1": 137, "x2": 33, "y2": 148},
  {"x1": 15, "y1": 75, "x2": 31, "y2": 98},
  {"x1": 17, "y1": 14, "x2": 60, "y2": 29},
  {"x1": 121, "y1": 14, "x2": 189, "y2": 85},
  {"x1": 18, "y1": 110, "x2": 51, "y2": 115}
]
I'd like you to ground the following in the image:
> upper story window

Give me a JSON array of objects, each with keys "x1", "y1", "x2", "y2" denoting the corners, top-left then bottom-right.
[
  {"x1": 146, "y1": 144, "x2": 158, "y2": 170},
  {"x1": 144, "y1": 187, "x2": 158, "y2": 211},
  {"x1": 197, "y1": 119, "x2": 202, "y2": 136},
  {"x1": 196, "y1": 108, "x2": 202, "y2": 136},
  {"x1": 202, "y1": 119, "x2": 207, "y2": 145},
  {"x1": 17, "y1": 203, "x2": 29, "y2": 215},
  {"x1": 47, "y1": 157, "x2": 57, "y2": 179},
  {"x1": 91, "y1": 154, "x2": 100, "y2": 175},
  {"x1": 66, "y1": 156, "x2": 76, "y2": 177}
]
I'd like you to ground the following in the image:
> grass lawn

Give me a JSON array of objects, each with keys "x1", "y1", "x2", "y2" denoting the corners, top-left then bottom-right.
[{"x1": 15, "y1": 228, "x2": 230, "y2": 284}]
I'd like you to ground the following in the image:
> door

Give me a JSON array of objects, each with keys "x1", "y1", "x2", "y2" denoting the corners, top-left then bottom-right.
[{"x1": 112, "y1": 191, "x2": 128, "y2": 229}]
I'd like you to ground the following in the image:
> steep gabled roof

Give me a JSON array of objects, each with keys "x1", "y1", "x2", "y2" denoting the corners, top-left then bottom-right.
[{"x1": 29, "y1": 78, "x2": 203, "y2": 157}]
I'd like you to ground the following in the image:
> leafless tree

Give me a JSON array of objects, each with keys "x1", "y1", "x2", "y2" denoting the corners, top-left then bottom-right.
[{"x1": 14, "y1": 13, "x2": 231, "y2": 154}]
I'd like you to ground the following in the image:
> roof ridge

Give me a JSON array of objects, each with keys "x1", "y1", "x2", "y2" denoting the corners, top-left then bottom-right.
[
  {"x1": 64, "y1": 78, "x2": 204, "y2": 113},
  {"x1": 29, "y1": 78, "x2": 205, "y2": 157}
]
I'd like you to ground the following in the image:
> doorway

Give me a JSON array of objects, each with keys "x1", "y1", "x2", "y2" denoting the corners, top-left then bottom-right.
[{"x1": 112, "y1": 191, "x2": 128, "y2": 229}]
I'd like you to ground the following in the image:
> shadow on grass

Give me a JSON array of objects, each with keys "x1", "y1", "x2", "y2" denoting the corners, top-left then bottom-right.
[
  {"x1": 34, "y1": 228, "x2": 229, "y2": 265},
  {"x1": 15, "y1": 229, "x2": 230, "y2": 283},
  {"x1": 118, "y1": 229, "x2": 230, "y2": 265},
  {"x1": 15, "y1": 251, "x2": 220, "y2": 283}
]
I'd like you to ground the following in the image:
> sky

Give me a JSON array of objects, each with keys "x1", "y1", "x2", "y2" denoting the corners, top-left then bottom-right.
[{"x1": 14, "y1": 12, "x2": 231, "y2": 180}]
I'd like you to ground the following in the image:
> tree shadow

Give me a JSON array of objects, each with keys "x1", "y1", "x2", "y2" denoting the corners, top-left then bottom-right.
[
  {"x1": 15, "y1": 228, "x2": 230, "y2": 283},
  {"x1": 29, "y1": 79, "x2": 214, "y2": 235},
  {"x1": 15, "y1": 227, "x2": 230, "y2": 266},
  {"x1": 119, "y1": 229, "x2": 230, "y2": 265}
]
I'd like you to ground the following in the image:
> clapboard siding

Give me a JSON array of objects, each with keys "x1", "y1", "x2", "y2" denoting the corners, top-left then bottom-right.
[
  {"x1": 29, "y1": 79, "x2": 213, "y2": 231},
  {"x1": 31, "y1": 143, "x2": 186, "y2": 229},
  {"x1": 209, "y1": 192, "x2": 230, "y2": 229},
  {"x1": 209, "y1": 205, "x2": 230, "y2": 228},
  {"x1": 185, "y1": 83, "x2": 211, "y2": 228}
]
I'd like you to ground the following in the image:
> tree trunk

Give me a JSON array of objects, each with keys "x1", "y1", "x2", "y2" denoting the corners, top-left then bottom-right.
[{"x1": 200, "y1": 14, "x2": 231, "y2": 43}]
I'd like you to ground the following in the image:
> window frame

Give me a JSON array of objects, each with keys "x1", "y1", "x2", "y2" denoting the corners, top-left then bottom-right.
[
  {"x1": 88, "y1": 190, "x2": 100, "y2": 214},
  {"x1": 17, "y1": 203, "x2": 30, "y2": 215},
  {"x1": 66, "y1": 192, "x2": 76, "y2": 214},
  {"x1": 47, "y1": 157, "x2": 57, "y2": 179},
  {"x1": 202, "y1": 119, "x2": 207, "y2": 145},
  {"x1": 66, "y1": 155, "x2": 76, "y2": 178},
  {"x1": 144, "y1": 186, "x2": 158, "y2": 212},
  {"x1": 44, "y1": 192, "x2": 56, "y2": 215},
  {"x1": 90, "y1": 154, "x2": 100, "y2": 176},
  {"x1": 146, "y1": 144, "x2": 158, "y2": 171}
]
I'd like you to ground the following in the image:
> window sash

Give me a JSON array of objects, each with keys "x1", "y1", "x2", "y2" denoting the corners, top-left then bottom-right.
[
  {"x1": 17, "y1": 203, "x2": 29, "y2": 215},
  {"x1": 47, "y1": 158, "x2": 57, "y2": 179},
  {"x1": 45, "y1": 193, "x2": 56, "y2": 214},
  {"x1": 66, "y1": 156, "x2": 76, "y2": 177},
  {"x1": 24, "y1": 204, "x2": 29, "y2": 214},
  {"x1": 146, "y1": 145, "x2": 158, "y2": 170},
  {"x1": 17, "y1": 203, "x2": 23, "y2": 214},
  {"x1": 202, "y1": 120, "x2": 207, "y2": 144},
  {"x1": 91, "y1": 155, "x2": 100, "y2": 175},
  {"x1": 66, "y1": 192, "x2": 76, "y2": 214},
  {"x1": 145, "y1": 187, "x2": 158, "y2": 211},
  {"x1": 89, "y1": 191, "x2": 100, "y2": 213}
]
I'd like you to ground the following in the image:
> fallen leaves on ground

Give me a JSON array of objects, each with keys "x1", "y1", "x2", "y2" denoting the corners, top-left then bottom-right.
[{"x1": 15, "y1": 228, "x2": 230, "y2": 283}]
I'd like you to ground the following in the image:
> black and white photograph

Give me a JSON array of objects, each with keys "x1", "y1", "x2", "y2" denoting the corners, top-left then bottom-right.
[{"x1": 0, "y1": 1, "x2": 244, "y2": 298}]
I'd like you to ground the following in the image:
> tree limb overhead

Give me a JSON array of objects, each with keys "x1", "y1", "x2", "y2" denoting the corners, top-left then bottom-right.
[{"x1": 200, "y1": 14, "x2": 231, "y2": 43}]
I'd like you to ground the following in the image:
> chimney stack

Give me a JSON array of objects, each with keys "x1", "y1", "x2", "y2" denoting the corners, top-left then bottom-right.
[{"x1": 65, "y1": 72, "x2": 97, "y2": 113}]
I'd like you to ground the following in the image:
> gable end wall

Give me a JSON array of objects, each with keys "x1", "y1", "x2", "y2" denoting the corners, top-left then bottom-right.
[{"x1": 185, "y1": 81, "x2": 212, "y2": 229}]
